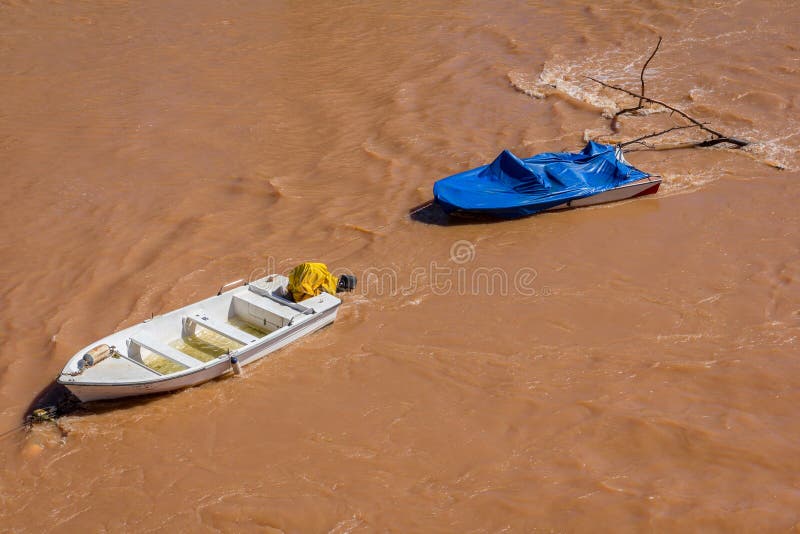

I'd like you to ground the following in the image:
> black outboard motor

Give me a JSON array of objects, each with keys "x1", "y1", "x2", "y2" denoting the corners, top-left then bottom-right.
[{"x1": 337, "y1": 274, "x2": 357, "y2": 292}]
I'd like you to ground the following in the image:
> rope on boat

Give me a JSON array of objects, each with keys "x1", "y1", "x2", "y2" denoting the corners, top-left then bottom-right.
[
  {"x1": 0, "y1": 423, "x2": 26, "y2": 441},
  {"x1": 0, "y1": 406, "x2": 61, "y2": 442}
]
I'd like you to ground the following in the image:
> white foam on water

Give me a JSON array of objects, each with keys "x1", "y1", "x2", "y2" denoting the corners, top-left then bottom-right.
[
  {"x1": 509, "y1": 45, "x2": 670, "y2": 119},
  {"x1": 509, "y1": 63, "x2": 625, "y2": 118},
  {"x1": 510, "y1": 51, "x2": 799, "y2": 172},
  {"x1": 657, "y1": 168, "x2": 723, "y2": 197},
  {"x1": 739, "y1": 130, "x2": 800, "y2": 171}
]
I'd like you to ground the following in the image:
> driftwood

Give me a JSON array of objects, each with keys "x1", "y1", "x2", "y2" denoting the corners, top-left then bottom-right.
[
  {"x1": 610, "y1": 36, "x2": 662, "y2": 133},
  {"x1": 587, "y1": 37, "x2": 749, "y2": 151},
  {"x1": 617, "y1": 123, "x2": 704, "y2": 149}
]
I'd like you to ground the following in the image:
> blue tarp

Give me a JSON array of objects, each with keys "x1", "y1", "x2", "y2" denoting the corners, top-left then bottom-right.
[{"x1": 433, "y1": 142, "x2": 649, "y2": 218}]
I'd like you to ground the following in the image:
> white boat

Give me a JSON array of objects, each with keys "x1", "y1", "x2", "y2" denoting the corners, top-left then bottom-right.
[{"x1": 57, "y1": 275, "x2": 341, "y2": 402}]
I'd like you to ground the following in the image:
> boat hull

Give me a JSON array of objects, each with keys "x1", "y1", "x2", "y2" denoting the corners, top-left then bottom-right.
[
  {"x1": 58, "y1": 275, "x2": 341, "y2": 403},
  {"x1": 62, "y1": 359, "x2": 227, "y2": 403},
  {"x1": 61, "y1": 305, "x2": 338, "y2": 402},
  {"x1": 443, "y1": 178, "x2": 661, "y2": 219},
  {"x1": 545, "y1": 178, "x2": 661, "y2": 211}
]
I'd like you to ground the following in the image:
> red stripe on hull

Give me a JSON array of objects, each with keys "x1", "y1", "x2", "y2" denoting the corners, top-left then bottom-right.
[{"x1": 632, "y1": 182, "x2": 661, "y2": 198}]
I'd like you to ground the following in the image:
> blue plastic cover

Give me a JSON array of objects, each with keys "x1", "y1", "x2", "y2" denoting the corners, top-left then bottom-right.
[{"x1": 433, "y1": 142, "x2": 649, "y2": 218}]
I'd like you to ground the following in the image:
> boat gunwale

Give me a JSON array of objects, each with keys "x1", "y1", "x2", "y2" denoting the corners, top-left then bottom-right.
[
  {"x1": 57, "y1": 303, "x2": 339, "y2": 389},
  {"x1": 57, "y1": 279, "x2": 341, "y2": 388}
]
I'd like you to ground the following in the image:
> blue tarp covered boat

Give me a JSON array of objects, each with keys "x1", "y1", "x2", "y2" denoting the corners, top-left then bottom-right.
[{"x1": 433, "y1": 142, "x2": 660, "y2": 219}]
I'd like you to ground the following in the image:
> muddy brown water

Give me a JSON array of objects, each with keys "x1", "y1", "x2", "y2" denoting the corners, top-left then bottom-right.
[{"x1": 1, "y1": 1, "x2": 799, "y2": 531}]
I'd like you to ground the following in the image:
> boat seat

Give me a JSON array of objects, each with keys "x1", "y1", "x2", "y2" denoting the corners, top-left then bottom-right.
[
  {"x1": 238, "y1": 288, "x2": 304, "y2": 318},
  {"x1": 233, "y1": 289, "x2": 310, "y2": 331},
  {"x1": 247, "y1": 283, "x2": 313, "y2": 315},
  {"x1": 183, "y1": 311, "x2": 257, "y2": 345},
  {"x1": 128, "y1": 333, "x2": 204, "y2": 369}
]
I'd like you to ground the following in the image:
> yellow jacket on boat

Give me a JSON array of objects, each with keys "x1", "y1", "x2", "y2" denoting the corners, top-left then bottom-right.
[{"x1": 287, "y1": 262, "x2": 338, "y2": 302}]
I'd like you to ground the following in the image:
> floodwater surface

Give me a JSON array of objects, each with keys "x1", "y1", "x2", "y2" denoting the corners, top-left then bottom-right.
[{"x1": 1, "y1": 1, "x2": 799, "y2": 531}]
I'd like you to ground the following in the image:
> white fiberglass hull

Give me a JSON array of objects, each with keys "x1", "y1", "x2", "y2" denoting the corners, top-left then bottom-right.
[
  {"x1": 57, "y1": 275, "x2": 341, "y2": 402},
  {"x1": 545, "y1": 177, "x2": 661, "y2": 211}
]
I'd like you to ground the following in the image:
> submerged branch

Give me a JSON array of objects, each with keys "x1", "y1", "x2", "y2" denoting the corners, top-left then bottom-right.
[
  {"x1": 611, "y1": 36, "x2": 662, "y2": 132},
  {"x1": 587, "y1": 76, "x2": 749, "y2": 148},
  {"x1": 638, "y1": 36, "x2": 662, "y2": 105},
  {"x1": 586, "y1": 36, "x2": 750, "y2": 151},
  {"x1": 618, "y1": 123, "x2": 704, "y2": 148}
]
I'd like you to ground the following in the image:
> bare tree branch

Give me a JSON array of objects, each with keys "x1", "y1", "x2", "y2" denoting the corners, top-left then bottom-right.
[
  {"x1": 583, "y1": 36, "x2": 751, "y2": 150},
  {"x1": 587, "y1": 75, "x2": 749, "y2": 148},
  {"x1": 695, "y1": 137, "x2": 749, "y2": 147},
  {"x1": 618, "y1": 123, "x2": 704, "y2": 148},
  {"x1": 611, "y1": 36, "x2": 663, "y2": 132},
  {"x1": 637, "y1": 36, "x2": 661, "y2": 106},
  {"x1": 624, "y1": 141, "x2": 705, "y2": 152}
]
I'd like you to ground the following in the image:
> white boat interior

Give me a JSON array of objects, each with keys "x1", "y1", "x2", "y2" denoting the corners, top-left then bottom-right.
[{"x1": 58, "y1": 275, "x2": 340, "y2": 398}]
